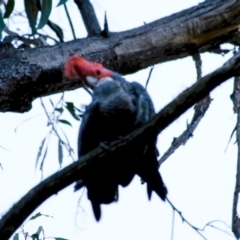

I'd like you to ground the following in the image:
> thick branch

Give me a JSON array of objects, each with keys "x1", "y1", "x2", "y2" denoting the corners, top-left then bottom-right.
[
  {"x1": 1, "y1": 51, "x2": 240, "y2": 240},
  {"x1": 232, "y1": 74, "x2": 240, "y2": 238},
  {"x1": 74, "y1": 0, "x2": 101, "y2": 36},
  {"x1": 0, "y1": 0, "x2": 240, "y2": 113}
]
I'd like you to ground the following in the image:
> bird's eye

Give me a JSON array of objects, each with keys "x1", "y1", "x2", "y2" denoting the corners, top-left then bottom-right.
[{"x1": 96, "y1": 69, "x2": 101, "y2": 75}]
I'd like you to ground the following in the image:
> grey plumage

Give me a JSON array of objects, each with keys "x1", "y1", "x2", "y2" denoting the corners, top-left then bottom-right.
[{"x1": 75, "y1": 72, "x2": 167, "y2": 221}]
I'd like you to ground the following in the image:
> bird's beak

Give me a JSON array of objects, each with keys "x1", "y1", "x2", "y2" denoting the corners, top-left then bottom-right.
[
  {"x1": 86, "y1": 76, "x2": 113, "y2": 88},
  {"x1": 86, "y1": 76, "x2": 98, "y2": 88}
]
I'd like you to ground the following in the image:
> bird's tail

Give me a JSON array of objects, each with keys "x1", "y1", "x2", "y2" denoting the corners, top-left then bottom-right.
[
  {"x1": 91, "y1": 201, "x2": 101, "y2": 221},
  {"x1": 146, "y1": 169, "x2": 168, "y2": 201},
  {"x1": 137, "y1": 145, "x2": 168, "y2": 201},
  {"x1": 87, "y1": 178, "x2": 118, "y2": 221}
]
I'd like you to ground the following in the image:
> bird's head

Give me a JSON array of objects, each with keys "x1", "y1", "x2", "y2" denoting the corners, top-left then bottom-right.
[{"x1": 63, "y1": 55, "x2": 113, "y2": 88}]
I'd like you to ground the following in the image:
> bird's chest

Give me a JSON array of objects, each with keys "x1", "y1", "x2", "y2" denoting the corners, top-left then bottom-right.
[{"x1": 96, "y1": 98, "x2": 136, "y2": 141}]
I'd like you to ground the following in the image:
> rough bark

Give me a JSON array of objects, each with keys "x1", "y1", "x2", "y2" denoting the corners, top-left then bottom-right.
[
  {"x1": 74, "y1": 0, "x2": 102, "y2": 36},
  {"x1": 1, "y1": 49, "x2": 240, "y2": 240},
  {"x1": 232, "y1": 74, "x2": 240, "y2": 239},
  {"x1": 0, "y1": 0, "x2": 239, "y2": 113}
]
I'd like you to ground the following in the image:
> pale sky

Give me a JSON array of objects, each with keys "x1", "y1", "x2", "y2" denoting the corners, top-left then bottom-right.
[{"x1": 0, "y1": 0, "x2": 236, "y2": 239}]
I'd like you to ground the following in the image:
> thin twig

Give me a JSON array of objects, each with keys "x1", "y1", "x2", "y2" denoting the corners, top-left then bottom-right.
[
  {"x1": 40, "y1": 98, "x2": 75, "y2": 161},
  {"x1": 192, "y1": 50, "x2": 202, "y2": 80},
  {"x1": 83, "y1": 87, "x2": 92, "y2": 96},
  {"x1": 75, "y1": 187, "x2": 87, "y2": 230},
  {"x1": 171, "y1": 207, "x2": 175, "y2": 240},
  {"x1": 167, "y1": 197, "x2": 208, "y2": 240},
  {"x1": 159, "y1": 50, "x2": 212, "y2": 166},
  {"x1": 202, "y1": 221, "x2": 233, "y2": 237},
  {"x1": 14, "y1": 113, "x2": 47, "y2": 132},
  {"x1": 63, "y1": 3, "x2": 76, "y2": 40},
  {"x1": 167, "y1": 199, "x2": 234, "y2": 239},
  {"x1": 167, "y1": 198, "x2": 233, "y2": 239},
  {"x1": 145, "y1": 66, "x2": 154, "y2": 89}
]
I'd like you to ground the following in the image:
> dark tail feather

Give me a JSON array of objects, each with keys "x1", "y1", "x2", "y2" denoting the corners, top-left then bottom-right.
[
  {"x1": 138, "y1": 168, "x2": 168, "y2": 201},
  {"x1": 137, "y1": 144, "x2": 168, "y2": 201},
  {"x1": 92, "y1": 201, "x2": 101, "y2": 221},
  {"x1": 146, "y1": 170, "x2": 168, "y2": 201},
  {"x1": 147, "y1": 184, "x2": 152, "y2": 200}
]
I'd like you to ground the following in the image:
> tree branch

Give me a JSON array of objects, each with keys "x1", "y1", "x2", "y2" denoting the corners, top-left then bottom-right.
[
  {"x1": 1, "y1": 51, "x2": 240, "y2": 240},
  {"x1": 167, "y1": 198, "x2": 233, "y2": 239},
  {"x1": 159, "y1": 48, "x2": 212, "y2": 165},
  {"x1": 74, "y1": 0, "x2": 101, "y2": 36},
  {"x1": 167, "y1": 197, "x2": 208, "y2": 240},
  {"x1": 63, "y1": 3, "x2": 77, "y2": 40},
  {"x1": 232, "y1": 73, "x2": 240, "y2": 238},
  {"x1": 0, "y1": 0, "x2": 239, "y2": 113}
]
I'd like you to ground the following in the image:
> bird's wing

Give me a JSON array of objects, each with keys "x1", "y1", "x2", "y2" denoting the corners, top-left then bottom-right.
[
  {"x1": 129, "y1": 81, "x2": 167, "y2": 200},
  {"x1": 74, "y1": 101, "x2": 101, "y2": 192},
  {"x1": 130, "y1": 81, "x2": 155, "y2": 125},
  {"x1": 77, "y1": 101, "x2": 101, "y2": 158}
]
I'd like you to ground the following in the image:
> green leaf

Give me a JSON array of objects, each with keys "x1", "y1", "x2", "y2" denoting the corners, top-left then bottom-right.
[
  {"x1": 38, "y1": 0, "x2": 52, "y2": 29},
  {"x1": 13, "y1": 233, "x2": 19, "y2": 240},
  {"x1": 35, "y1": 137, "x2": 47, "y2": 169},
  {"x1": 58, "y1": 139, "x2": 63, "y2": 167},
  {"x1": 59, "y1": 119, "x2": 72, "y2": 127},
  {"x1": 49, "y1": 98, "x2": 54, "y2": 108},
  {"x1": 40, "y1": 145, "x2": 48, "y2": 171},
  {"x1": 54, "y1": 238, "x2": 69, "y2": 240},
  {"x1": 31, "y1": 233, "x2": 39, "y2": 240},
  {"x1": 4, "y1": 0, "x2": 15, "y2": 18},
  {"x1": 24, "y1": 0, "x2": 38, "y2": 34},
  {"x1": 74, "y1": 105, "x2": 83, "y2": 113},
  {"x1": 65, "y1": 102, "x2": 80, "y2": 121},
  {"x1": 59, "y1": 128, "x2": 74, "y2": 155},
  {"x1": 225, "y1": 122, "x2": 237, "y2": 152},
  {"x1": 29, "y1": 212, "x2": 42, "y2": 220},
  {"x1": 56, "y1": 0, "x2": 68, "y2": 7},
  {"x1": 29, "y1": 213, "x2": 53, "y2": 222},
  {"x1": 0, "y1": 13, "x2": 5, "y2": 40},
  {"x1": 47, "y1": 20, "x2": 64, "y2": 41},
  {"x1": 55, "y1": 107, "x2": 64, "y2": 113},
  {"x1": 37, "y1": 226, "x2": 44, "y2": 236}
]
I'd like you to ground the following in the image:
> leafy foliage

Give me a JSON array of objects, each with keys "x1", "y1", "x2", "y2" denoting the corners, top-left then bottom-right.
[
  {"x1": 0, "y1": 0, "x2": 64, "y2": 44},
  {"x1": 12, "y1": 212, "x2": 68, "y2": 240},
  {"x1": 65, "y1": 102, "x2": 81, "y2": 121},
  {"x1": 35, "y1": 96, "x2": 83, "y2": 172},
  {"x1": 58, "y1": 139, "x2": 63, "y2": 167},
  {"x1": 35, "y1": 136, "x2": 48, "y2": 170},
  {"x1": 0, "y1": 13, "x2": 5, "y2": 40},
  {"x1": 37, "y1": 0, "x2": 52, "y2": 29},
  {"x1": 24, "y1": 0, "x2": 39, "y2": 34},
  {"x1": 58, "y1": 119, "x2": 72, "y2": 127},
  {"x1": 4, "y1": 0, "x2": 15, "y2": 18},
  {"x1": 56, "y1": 0, "x2": 68, "y2": 7}
]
